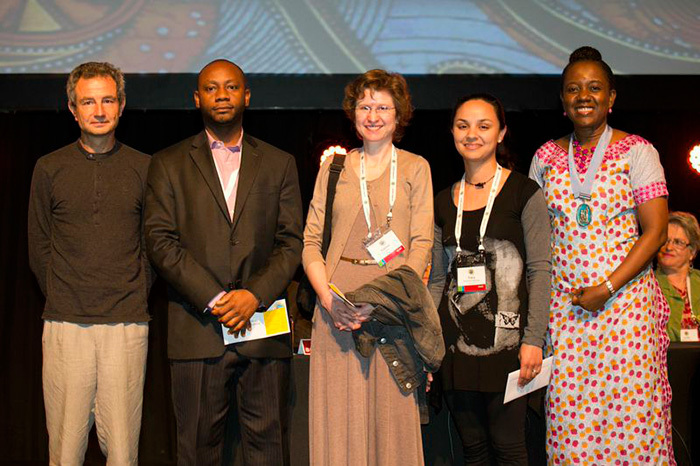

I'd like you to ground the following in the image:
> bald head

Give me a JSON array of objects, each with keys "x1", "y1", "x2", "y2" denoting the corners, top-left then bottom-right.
[{"x1": 198, "y1": 59, "x2": 247, "y2": 89}]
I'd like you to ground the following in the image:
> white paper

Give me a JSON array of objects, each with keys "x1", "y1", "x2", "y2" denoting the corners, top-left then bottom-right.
[
  {"x1": 503, "y1": 356, "x2": 553, "y2": 404},
  {"x1": 222, "y1": 299, "x2": 290, "y2": 345}
]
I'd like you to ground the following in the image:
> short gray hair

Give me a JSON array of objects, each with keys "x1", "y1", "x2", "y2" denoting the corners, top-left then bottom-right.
[
  {"x1": 669, "y1": 211, "x2": 700, "y2": 255},
  {"x1": 66, "y1": 62, "x2": 125, "y2": 105}
]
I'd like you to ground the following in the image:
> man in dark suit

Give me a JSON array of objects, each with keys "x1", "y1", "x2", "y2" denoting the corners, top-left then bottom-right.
[{"x1": 145, "y1": 59, "x2": 303, "y2": 466}]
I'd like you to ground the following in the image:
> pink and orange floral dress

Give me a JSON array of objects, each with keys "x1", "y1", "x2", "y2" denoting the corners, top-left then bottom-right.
[{"x1": 530, "y1": 134, "x2": 675, "y2": 465}]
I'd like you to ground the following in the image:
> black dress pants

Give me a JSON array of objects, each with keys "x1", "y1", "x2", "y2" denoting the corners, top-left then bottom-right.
[
  {"x1": 444, "y1": 390, "x2": 528, "y2": 466},
  {"x1": 170, "y1": 347, "x2": 290, "y2": 466}
]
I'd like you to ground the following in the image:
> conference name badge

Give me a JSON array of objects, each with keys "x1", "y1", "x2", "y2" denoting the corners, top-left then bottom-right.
[
  {"x1": 455, "y1": 251, "x2": 487, "y2": 293},
  {"x1": 680, "y1": 328, "x2": 699, "y2": 342},
  {"x1": 363, "y1": 227, "x2": 405, "y2": 267},
  {"x1": 457, "y1": 265, "x2": 487, "y2": 293}
]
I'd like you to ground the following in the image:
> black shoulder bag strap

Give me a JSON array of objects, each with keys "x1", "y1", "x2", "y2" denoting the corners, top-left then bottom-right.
[
  {"x1": 320, "y1": 153, "x2": 346, "y2": 257},
  {"x1": 296, "y1": 153, "x2": 346, "y2": 319}
]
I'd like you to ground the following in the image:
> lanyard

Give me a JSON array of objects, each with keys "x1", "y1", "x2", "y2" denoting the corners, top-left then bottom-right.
[
  {"x1": 212, "y1": 153, "x2": 240, "y2": 200},
  {"x1": 688, "y1": 275, "x2": 695, "y2": 314},
  {"x1": 455, "y1": 164, "x2": 503, "y2": 253},
  {"x1": 360, "y1": 146, "x2": 397, "y2": 237},
  {"x1": 213, "y1": 163, "x2": 239, "y2": 200},
  {"x1": 567, "y1": 125, "x2": 612, "y2": 200}
]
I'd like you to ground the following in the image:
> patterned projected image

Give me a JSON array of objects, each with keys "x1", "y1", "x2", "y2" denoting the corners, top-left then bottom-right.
[{"x1": 1, "y1": 0, "x2": 698, "y2": 74}]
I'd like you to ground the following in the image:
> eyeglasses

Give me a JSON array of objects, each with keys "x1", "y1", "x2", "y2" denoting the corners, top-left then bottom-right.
[
  {"x1": 356, "y1": 105, "x2": 395, "y2": 115},
  {"x1": 665, "y1": 238, "x2": 690, "y2": 249}
]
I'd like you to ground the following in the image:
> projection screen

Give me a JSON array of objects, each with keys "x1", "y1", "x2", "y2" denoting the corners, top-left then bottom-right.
[{"x1": 2, "y1": 0, "x2": 699, "y2": 75}]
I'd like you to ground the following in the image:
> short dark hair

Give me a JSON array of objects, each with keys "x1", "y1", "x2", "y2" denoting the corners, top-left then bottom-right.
[
  {"x1": 342, "y1": 69, "x2": 413, "y2": 142},
  {"x1": 67, "y1": 62, "x2": 125, "y2": 105},
  {"x1": 450, "y1": 93, "x2": 515, "y2": 169},
  {"x1": 561, "y1": 46, "x2": 616, "y2": 91}
]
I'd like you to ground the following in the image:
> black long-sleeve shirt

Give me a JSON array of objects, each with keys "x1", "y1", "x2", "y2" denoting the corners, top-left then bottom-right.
[
  {"x1": 28, "y1": 141, "x2": 152, "y2": 323},
  {"x1": 428, "y1": 172, "x2": 551, "y2": 392}
]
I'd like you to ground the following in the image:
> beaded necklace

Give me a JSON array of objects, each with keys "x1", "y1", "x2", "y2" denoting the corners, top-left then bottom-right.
[{"x1": 572, "y1": 138, "x2": 596, "y2": 173}]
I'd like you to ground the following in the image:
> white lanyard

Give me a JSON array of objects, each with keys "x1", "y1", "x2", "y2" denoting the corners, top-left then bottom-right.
[
  {"x1": 360, "y1": 146, "x2": 397, "y2": 237},
  {"x1": 213, "y1": 160, "x2": 240, "y2": 200},
  {"x1": 455, "y1": 164, "x2": 503, "y2": 253}
]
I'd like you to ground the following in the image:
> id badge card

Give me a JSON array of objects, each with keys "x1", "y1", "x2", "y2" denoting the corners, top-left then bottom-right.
[
  {"x1": 363, "y1": 226, "x2": 405, "y2": 267},
  {"x1": 455, "y1": 252, "x2": 487, "y2": 293},
  {"x1": 680, "y1": 328, "x2": 700, "y2": 342}
]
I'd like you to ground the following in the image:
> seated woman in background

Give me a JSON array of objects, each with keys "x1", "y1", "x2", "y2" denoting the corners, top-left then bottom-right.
[{"x1": 656, "y1": 211, "x2": 700, "y2": 342}]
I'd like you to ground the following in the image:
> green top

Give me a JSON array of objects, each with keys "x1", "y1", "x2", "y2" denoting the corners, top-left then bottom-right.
[{"x1": 655, "y1": 268, "x2": 700, "y2": 342}]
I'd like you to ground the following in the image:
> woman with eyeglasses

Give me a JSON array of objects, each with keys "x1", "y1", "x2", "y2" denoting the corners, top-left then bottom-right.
[
  {"x1": 302, "y1": 69, "x2": 437, "y2": 466},
  {"x1": 656, "y1": 211, "x2": 700, "y2": 342},
  {"x1": 529, "y1": 46, "x2": 675, "y2": 463}
]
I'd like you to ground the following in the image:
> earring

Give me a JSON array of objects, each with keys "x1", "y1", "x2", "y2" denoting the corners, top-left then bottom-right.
[
  {"x1": 608, "y1": 108, "x2": 612, "y2": 114},
  {"x1": 563, "y1": 111, "x2": 567, "y2": 117}
]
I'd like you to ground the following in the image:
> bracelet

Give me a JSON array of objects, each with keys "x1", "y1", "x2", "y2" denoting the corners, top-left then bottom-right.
[{"x1": 604, "y1": 279, "x2": 615, "y2": 296}]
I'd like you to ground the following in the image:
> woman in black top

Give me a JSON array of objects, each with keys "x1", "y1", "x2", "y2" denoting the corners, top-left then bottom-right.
[{"x1": 428, "y1": 94, "x2": 551, "y2": 465}]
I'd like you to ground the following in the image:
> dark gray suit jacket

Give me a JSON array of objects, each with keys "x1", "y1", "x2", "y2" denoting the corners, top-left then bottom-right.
[{"x1": 145, "y1": 131, "x2": 303, "y2": 360}]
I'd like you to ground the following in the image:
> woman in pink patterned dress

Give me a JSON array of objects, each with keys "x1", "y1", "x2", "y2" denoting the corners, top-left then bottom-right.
[{"x1": 529, "y1": 46, "x2": 675, "y2": 464}]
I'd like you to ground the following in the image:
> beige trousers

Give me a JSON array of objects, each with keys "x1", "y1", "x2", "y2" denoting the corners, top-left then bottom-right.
[{"x1": 42, "y1": 320, "x2": 148, "y2": 466}]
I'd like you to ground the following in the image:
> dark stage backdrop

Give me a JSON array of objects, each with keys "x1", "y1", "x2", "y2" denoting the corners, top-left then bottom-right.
[{"x1": 1, "y1": 104, "x2": 699, "y2": 464}]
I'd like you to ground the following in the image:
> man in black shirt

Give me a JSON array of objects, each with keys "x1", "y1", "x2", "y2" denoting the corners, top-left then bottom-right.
[{"x1": 28, "y1": 62, "x2": 151, "y2": 465}]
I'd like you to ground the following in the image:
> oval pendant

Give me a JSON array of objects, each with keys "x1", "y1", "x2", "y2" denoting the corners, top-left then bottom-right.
[{"x1": 576, "y1": 203, "x2": 592, "y2": 227}]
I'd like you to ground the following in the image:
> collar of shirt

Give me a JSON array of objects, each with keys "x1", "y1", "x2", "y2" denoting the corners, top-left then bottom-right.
[
  {"x1": 206, "y1": 129, "x2": 243, "y2": 160},
  {"x1": 205, "y1": 129, "x2": 243, "y2": 212},
  {"x1": 75, "y1": 140, "x2": 122, "y2": 161}
]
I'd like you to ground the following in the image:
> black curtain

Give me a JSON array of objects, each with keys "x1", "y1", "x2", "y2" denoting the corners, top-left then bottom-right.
[{"x1": 1, "y1": 105, "x2": 698, "y2": 464}]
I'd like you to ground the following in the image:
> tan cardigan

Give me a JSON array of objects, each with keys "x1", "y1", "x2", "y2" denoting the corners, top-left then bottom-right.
[{"x1": 302, "y1": 148, "x2": 433, "y2": 279}]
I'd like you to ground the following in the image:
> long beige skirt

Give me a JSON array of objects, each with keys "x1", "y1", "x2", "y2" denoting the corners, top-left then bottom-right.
[{"x1": 309, "y1": 209, "x2": 424, "y2": 466}]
